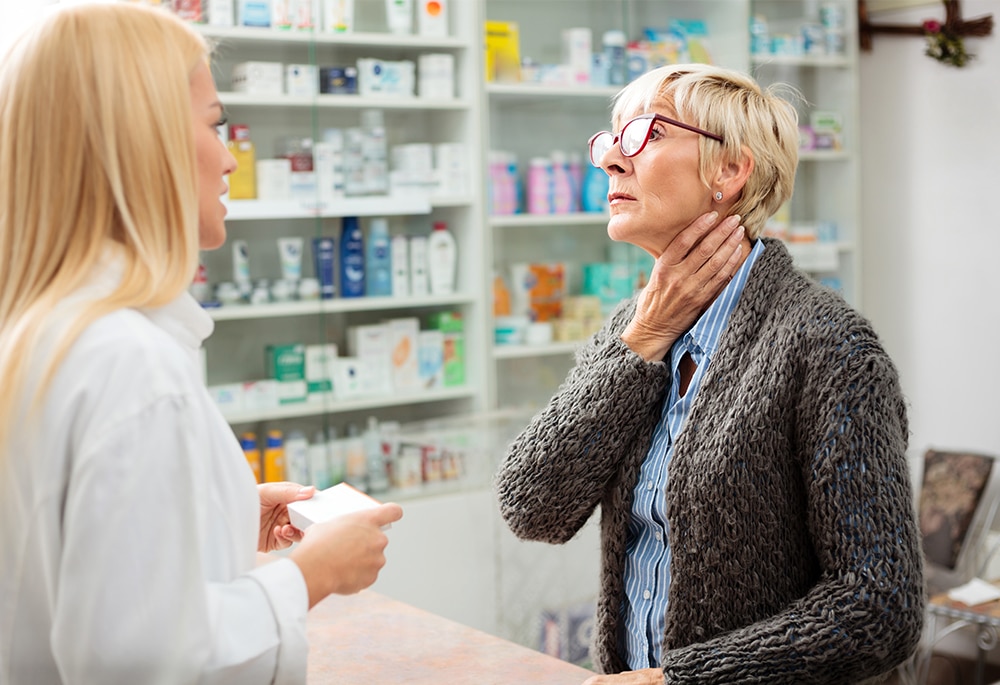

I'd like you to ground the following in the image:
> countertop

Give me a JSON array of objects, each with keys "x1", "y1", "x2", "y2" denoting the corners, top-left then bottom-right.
[{"x1": 307, "y1": 590, "x2": 595, "y2": 684}]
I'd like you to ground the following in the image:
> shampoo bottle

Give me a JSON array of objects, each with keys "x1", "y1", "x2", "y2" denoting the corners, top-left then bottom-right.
[
  {"x1": 366, "y1": 218, "x2": 392, "y2": 296},
  {"x1": 263, "y1": 429, "x2": 285, "y2": 483},
  {"x1": 339, "y1": 216, "x2": 365, "y2": 297},
  {"x1": 427, "y1": 221, "x2": 457, "y2": 295},
  {"x1": 241, "y1": 432, "x2": 261, "y2": 483}
]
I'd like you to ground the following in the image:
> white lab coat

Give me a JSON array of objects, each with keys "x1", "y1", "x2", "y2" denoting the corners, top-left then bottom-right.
[{"x1": 0, "y1": 250, "x2": 308, "y2": 684}]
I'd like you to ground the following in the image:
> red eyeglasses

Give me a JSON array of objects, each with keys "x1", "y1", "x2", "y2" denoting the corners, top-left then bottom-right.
[{"x1": 588, "y1": 113, "x2": 724, "y2": 167}]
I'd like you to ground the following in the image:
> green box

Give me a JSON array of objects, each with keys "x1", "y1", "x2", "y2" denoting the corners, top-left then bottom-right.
[{"x1": 265, "y1": 344, "x2": 307, "y2": 404}]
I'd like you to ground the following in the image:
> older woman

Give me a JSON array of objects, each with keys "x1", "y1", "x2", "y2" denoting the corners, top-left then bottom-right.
[
  {"x1": 495, "y1": 63, "x2": 923, "y2": 684},
  {"x1": 0, "y1": 5, "x2": 401, "y2": 683}
]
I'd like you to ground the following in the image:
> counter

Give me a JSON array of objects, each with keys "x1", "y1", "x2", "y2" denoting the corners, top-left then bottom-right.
[{"x1": 307, "y1": 590, "x2": 595, "y2": 684}]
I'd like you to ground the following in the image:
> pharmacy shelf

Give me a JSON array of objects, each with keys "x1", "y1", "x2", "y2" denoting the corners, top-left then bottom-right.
[
  {"x1": 218, "y1": 92, "x2": 473, "y2": 110},
  {"x1": 750, "y1": 54, "x2": 851, "y2": 68},
  {"x1": 799, "y1": 150, "x2": 850, "y2": 161},
  {"x1": 222, "y1": 385, "x2": 479, "y2": 424},
  {"x1": 489, "y1": 212, "x2": 608, "y2": 228},
  {"x1": 222, "y1": 195, "x2": 431, "y2": 220},
  {"x1": 208, "y1": 294, "x2": 478, "y2": 321},
  {"x1": 196, "y1": 25, "x2": 468, "y2": 50},
  {"x1": 486, "y1": 83, "x2": 620, "y2": 102},
  {"x1": 493, "y1": 341, "x2": 582, "y2": 359}
]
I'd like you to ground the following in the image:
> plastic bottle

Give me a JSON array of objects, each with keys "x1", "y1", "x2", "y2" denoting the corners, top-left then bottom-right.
[
  {"x1": 339, "y1": 216, "x2": 365, "y2": 297},
  {"x1": 240, "y1": 431, "x2": 261, "y2": 483},
  {"x1": 344, "y1": 422, "x2": 368, "y2": 491},
  {"x1": 602, "y1": 30, "x2": 627, "y2": 86},
  {"x1": 549, "y1": 151, "x2": 574, "y2": 214},
  {"x1": 750, "y1": 14, "x2": 771, "y2": 56},
  {"x1": 427, "y1": 221, "x2": 457, "y2": 295},
  {"x1": 505, "y1": 152, "x2": 521, "y2": 214},
  {"x1": 581, "y1": 164, "x2": 609, "y2": 213},
  {"x1": 391, "y1": 234, "x2": 410, "y2": 296},
  {"x1": 363, "y1": 416, "x2": 389, "y2": 494},
  {"x1": 493, "y1": 270, "x2": 512, "y2": 316},
  {"x1": 366, "y1": 218, "x2": 392, "y2": 296},
  {"x1": 527, "y1": 157, "x2": 552, "y2": 214},
  {"x1": 263, "y1": 429, "x2": 285, "y2": 483},
  {"x1": 308, "y1": 431, "x2": 332, "y2": 489},
  {"x1": 284, "y1": 430, "x2": 311, "y2": 484},
  {"x1": 409, "y1": 235, "x2": 429, "y2": 296},
  {"x1": 567, "y1": 152, "x2": 584, "y2": 213},
  {"x1": 326, "y1": 426, "x2": 346, "y2": 485}
]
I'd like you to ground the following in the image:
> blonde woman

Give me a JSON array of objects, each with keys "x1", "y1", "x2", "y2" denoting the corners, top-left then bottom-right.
[
  {"x1": 0, "y1": 5, "x2": 401, "y2": 683},
  {"x1": 495, "y1": 64, "x2": 923, "y2": 683}
]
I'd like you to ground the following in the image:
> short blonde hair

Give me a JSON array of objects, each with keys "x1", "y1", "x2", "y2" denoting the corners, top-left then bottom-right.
[
  {"x1": 0, "y1": 4, "x2": 208, "y2": 450},
  {"x1": 612, "y1": 63, "x2": 799, "y2": 239}
]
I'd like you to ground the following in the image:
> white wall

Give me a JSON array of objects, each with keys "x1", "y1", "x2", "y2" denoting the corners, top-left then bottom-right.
[{"x1": 859, "y1": 0, "x2": 1000, "y2": 475}]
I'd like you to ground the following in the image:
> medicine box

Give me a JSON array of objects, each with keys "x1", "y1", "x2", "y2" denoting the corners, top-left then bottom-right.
[
  {"x1": 356, "y1": 59, "x2": 416, "y2": 97},
  {"x1": 265, "y1": 343, "x2": 307, "y2": 404},
  {"x1": 287, "y1": 483, "x2": 384, "y2": 531},
  {"x1": 319, "y1": 66, "x2": 358, "y2": 94},
  {"x1": 285, "y1": 64, "x2": 319, "y2": 97},
  {"x1": 417, "y1": 53, "x2": 454, "y2": 99},
  {"x1": 232, "y1": 61, "x2": 283, "y2": 96},
  {"x1": 305, "y1": 343, "x2": 338, "y2": 397},
  {"x1": 417, "y1": 329, "x2": 444, "y2": 389},
  {"x1": 347, "y1": 324, "x2": 393, "y2": 395},
  {"x1": 387, "y1": 317, "x2": 420, "y2": 392}
]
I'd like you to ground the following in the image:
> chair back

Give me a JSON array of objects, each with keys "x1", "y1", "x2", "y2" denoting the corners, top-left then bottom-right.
[{"x1": 919, "y1": 449, "x2": 1000, "y2": 594}]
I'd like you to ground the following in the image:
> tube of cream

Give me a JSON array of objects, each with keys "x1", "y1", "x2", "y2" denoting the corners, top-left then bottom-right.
[
  {"x1": 312, "y1": 236, "x2": 336, "y2": 299},
  {"x1": 232, "y1": 239, "x2": 250, "y2": 286},
  {"x1": 385, "y1": 0, "x2": 413, "y2": 34},
  {"x1": 278, "y1": 237, "x2": 304, "y2": 282}
]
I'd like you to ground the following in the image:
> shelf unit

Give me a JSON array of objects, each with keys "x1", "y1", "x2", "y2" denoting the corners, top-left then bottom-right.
[{"x1": 195, "y1": 4, "x2": 488, "y2": 437}]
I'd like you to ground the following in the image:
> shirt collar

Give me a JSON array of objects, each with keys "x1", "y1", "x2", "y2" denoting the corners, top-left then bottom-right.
[{"x1": 679, "y1": 239, "x2": 766, "y2": 361}]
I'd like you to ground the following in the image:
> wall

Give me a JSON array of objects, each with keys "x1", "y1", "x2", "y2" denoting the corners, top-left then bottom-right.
[{"x1": 859, "y1": 0, "x2": 1000, "y2": 476}]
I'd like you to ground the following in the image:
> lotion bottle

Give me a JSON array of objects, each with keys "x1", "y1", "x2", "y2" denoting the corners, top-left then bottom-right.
[
  {"x1": 365, "y1": 218, "x2": 392, "y2": 296},
  {"x1": 339, "y1": 216, "x2": 365, "y2": 297},
  {"x1": 427, "y1": 221, "x2": 456, "y2": 295}
]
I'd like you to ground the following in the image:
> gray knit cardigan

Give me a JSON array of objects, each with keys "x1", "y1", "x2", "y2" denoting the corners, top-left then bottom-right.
[{"x1": 495, "y1": 239, "x2": 924, "y2": 684}]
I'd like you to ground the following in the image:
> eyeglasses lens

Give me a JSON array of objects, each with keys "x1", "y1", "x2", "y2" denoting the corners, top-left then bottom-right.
[
  {"x1": 589, "y1": 132, "x2": 611, "y2": 167},
  {"x1": 621, "y1": 118, "x2": 651, "y2": 156}
]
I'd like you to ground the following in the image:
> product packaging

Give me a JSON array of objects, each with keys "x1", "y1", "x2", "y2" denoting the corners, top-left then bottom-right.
[
  {"x1": 312, "y1": 236, "x2": 337, "y2": 299},
  {"x1": 385, "y1": 0, "x2": 413, "y2": 34},
  {"x1": 416, "y1": 0, "x2": 447, "y2": 37},
  {"x1": 227, "y1": 124, "x2": 257, "y2": 200},
  {"x1": 287, "y1": 483, "x2": 386, "y2": 530},
  {"x1": 339, "y1": 216, "x2": 365, "y2": 297},
  {"x1": 427, "y1": 221, "x2": 456, "y2": 295},
  {"x1": 323, "y1": 0, "x2": 354, "y2": 32}
]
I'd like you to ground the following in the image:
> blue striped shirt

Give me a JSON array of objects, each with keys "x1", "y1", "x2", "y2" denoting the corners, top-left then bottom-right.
[{"x1": 621, "y1": 239, "x2": 765, "y2": 668}]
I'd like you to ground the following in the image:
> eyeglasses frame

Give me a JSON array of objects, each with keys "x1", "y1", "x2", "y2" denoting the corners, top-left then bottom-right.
[{"x1": 588, "y1": 113, "x2": 724, "y2": 167}]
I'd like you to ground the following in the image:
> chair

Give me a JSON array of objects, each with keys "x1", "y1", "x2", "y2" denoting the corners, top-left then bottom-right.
[{"x1": 897, "y1": 449, "x2": 1000, "y2": 685}]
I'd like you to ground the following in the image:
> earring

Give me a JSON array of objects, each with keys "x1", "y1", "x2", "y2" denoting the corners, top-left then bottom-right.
[{"x1": 715, "y1": 191, "x2": 723, "y2": 201}]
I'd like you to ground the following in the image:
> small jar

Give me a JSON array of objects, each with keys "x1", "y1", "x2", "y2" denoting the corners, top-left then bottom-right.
[
  {"x1": 270, "y1": 279, "x2": 296, "y2": 302},
  {"x1": 215, "y1": 281, "x2": 243, "y2": 305},
  {"x1": 298, "y1": 277, "x2": 320, "y2": 300}
]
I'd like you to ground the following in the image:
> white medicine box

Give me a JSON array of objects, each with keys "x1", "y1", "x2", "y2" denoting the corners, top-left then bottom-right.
[{"x1": 231, "y1": 61, "x2": 283, "y2": 96}]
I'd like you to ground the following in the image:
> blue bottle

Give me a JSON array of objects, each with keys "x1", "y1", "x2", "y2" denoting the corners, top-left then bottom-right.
[
  {"x1": 365, "y1": 218, "x2": 392, "y2": 297},
  {"x1": 340, "y1": 216, "x2": 365, "y2": 298},
  {"x1": 581, "y1": 165, "x2": 609, "y2": 213}
]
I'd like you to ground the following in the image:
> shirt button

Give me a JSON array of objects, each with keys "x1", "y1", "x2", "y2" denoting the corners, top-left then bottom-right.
[
  {"x1": 643, "y1": 590, "x2": 652, "y2": 600},
  {"x1": 646, "y1": 481, "x2": 654, "y2": 490},
  {"x1": 654, "y1": 531, "x2": 662, "y2": 541}
]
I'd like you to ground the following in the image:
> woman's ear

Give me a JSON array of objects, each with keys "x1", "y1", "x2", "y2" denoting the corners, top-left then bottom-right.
[{"x1": 712, "y1": 147, "x2": 754, "y2": 202}]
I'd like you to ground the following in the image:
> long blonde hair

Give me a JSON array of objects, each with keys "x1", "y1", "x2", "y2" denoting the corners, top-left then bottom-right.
[
  {"x1": 0, "y1": 4, "x2": 207, "y2": 453},
  {"x1": 613, "y1": 63, "x2": 800, "y2": 239}
]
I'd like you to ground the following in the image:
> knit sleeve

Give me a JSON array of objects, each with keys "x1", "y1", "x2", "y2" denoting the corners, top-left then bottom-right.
[
  {"x1": 661, "y1": 327, "x2": 924, "y2": 684},
  {"x1": 494, "y1": 300, "x2": 669, "y2": 545}
]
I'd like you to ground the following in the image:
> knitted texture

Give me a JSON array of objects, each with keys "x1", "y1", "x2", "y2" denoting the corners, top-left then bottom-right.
[{"x1": 495, "y1": 239, "x2": 924, "y2": 684}]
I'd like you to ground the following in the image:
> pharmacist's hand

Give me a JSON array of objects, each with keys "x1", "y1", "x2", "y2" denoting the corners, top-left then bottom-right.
[
  {"x1": 290, "y1": 503, "x2": 404, "y2": 608},
  {"x1": 620, "y1": 212, "x2": 745, "y2": 362},
  {"x1": 582, "y1": 668, "x2": 663, "y2": 685},
  {"x1": 258, "y1": 483, "x2": 316, "y2": 553}
]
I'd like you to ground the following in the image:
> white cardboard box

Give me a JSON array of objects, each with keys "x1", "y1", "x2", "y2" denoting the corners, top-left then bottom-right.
[{"x1": 287, "y1": 483, "x2": 384, "y2": 530}]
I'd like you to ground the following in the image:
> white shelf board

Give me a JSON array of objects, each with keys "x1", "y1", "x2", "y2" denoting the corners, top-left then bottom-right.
[
  {"x1": 219, "y1": 92, "x2": 472, "y2": 110},
  {"x1": 799, "y1": 149, "x2": 850, "y2": 161},
  {"x1": 486, "y1": 82, "x2": 621, "y2": 101},
  {"x1": 208, "y1": 294, "x2": 477, "y2": 321},
  {"x1": 196, "y1": 25, "x2": 467, "y2": 50},
  {"x1": 490, "y1": 212, "x2": 608, "y2": 228},
  {"x1": 430, "y1": 194, "x2": 475, "y2": 208},
  {"x1": 222, "y1": 194, "x2": 431, "y2": 220},
  {"x1": 751, "y1": 54, "x2": 851, "y2": 68},
  {"x1": 222, "y1": 385, "x2": 478, "y2": 424},
  {"x1": 493, "y1": 341, "x2": 582, "y2": 360}
]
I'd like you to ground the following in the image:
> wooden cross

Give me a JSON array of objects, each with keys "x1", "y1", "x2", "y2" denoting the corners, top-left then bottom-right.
[{"x1": 859, "y1": 0, "x2": 993, "y2": 52}]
